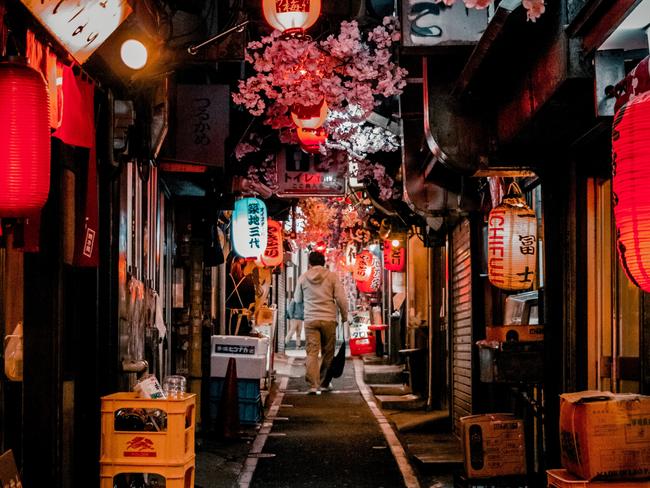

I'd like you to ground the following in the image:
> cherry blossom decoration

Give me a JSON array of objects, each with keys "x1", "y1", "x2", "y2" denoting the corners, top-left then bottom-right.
[
  {"x1": 436, "y1": 0, "x2": 545, "y2": 22},
  {"x1": 232, "y1": 17, "x2": 406, "y2": 199}
]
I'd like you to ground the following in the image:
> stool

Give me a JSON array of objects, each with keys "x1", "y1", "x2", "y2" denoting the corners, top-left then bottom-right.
[{"x1": 368, "y1": 324, "x2": 389, "y2": 356}]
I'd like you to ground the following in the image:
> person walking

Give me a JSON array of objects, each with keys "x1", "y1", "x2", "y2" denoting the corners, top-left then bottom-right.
[
  {"x1": 294, "y1": 251, "x2": 348, "y2": 395},
  {"x1": 285, "y1": 297, "x2": 304, "y2": 348}
]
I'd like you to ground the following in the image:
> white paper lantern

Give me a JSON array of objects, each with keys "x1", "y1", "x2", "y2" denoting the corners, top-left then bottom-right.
[
  {"x1": 232, "y1": 197, "x2": 268, "y2": 258},
  {"x1": 487, "y1": 182, "x2": 537, "y2": 292}
]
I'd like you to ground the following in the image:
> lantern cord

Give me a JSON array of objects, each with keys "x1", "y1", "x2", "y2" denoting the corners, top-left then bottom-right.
[{"x1": 187, "y1": 19, "x2": 250, "y2": 55}]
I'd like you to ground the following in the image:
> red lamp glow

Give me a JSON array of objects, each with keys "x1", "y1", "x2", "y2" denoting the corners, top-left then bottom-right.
[
  {"x1": 263, "y1": 0, "x2": 321, "y2": 35},
  {"x1": 356, "y1": 254, "x2": 381, "y2": 293},
  {"x1": 612, "y1": 92, "x2": 650, "y2": 291},
  {"x1": 256, "y1": 219, "x2": 284, "y2": 267},
  {"x1": 291, "y1": 99, "x2": 328, "y2": 129},
  {"x1": 0, "y1": 60, "x2": 51, "y2": 217},
  {"x1": 297, "y1": 127, "x2": 327, "y2": 153}
]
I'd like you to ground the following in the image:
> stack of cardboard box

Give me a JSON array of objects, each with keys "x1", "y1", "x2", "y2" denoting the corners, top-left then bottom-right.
[{"x1": 548, "y1": 391, "x2": 650, "y2": 487}]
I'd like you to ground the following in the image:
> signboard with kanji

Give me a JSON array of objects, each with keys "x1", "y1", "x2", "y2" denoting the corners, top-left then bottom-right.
[
  {"x1": 19, "y1": 0, "x2": 132, "y2": 64},
  {"x1": 232, "y1": 198, "x2": 268, "y2": 259},
  {"x1": 276, "y1": 147, "x2": 346, "y2": 197}
]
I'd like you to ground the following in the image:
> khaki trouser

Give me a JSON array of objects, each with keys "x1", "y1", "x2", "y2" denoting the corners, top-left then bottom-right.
[{"x1": 304, "y1": 320, "x2": 337, "y2": 389}]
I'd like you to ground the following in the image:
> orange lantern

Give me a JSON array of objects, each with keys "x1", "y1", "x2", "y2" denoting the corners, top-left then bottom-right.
[
  {"x1": 262, "y1": 0, "x2": 321, "y2": 35},
  {"x1": 297, "y1": 127, "x2": 327, "y2": 153},
  {"x1": 383, "y1": 239, "x2": 405, "y2": 272},
  {"x1": 291, "y1": 99, "x2": 328, "y2": 129},
  {"x1": 354, "y1": 250, "x2": 374, "y2": 282},
  {"x1": 612, "y1": 91, "x2": 650, "y2": 291},
  {"x1": 256, "y1": 219, "x2": 283, "y2": 267},
  {"x1": 487, "y1": 182, "x2": 537, "y2": 291},
  {"x1": 0, "y1": 60, "x2": 51, "y2": 217}
]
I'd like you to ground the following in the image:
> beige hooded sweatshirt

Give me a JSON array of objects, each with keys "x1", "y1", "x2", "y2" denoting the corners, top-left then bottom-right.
[{"x1": 294, "y1": 266, "x2": 349, "y2": 323}]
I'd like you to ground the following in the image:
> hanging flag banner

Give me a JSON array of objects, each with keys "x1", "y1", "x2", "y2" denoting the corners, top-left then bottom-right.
[
  {"x1": 257, "y1": 219, "x2": 283, "y2": 267},
  {"x1": 19, "y1": 0, "x2": 132, "y2": 64},
  {"x1": 232, "y1": 198, "x2": 268, "y2": 259},
  {"x1": 345, "y1": 242, "x2": 357, "y2": 271}
]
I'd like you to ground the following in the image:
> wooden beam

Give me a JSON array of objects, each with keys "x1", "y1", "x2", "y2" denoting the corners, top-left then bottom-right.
[{"x1": 452, "y1": 0, "x2": 522, "y2": 99}]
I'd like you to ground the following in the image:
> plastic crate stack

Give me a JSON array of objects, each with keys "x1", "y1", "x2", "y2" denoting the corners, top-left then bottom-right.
[
  {"x1": 99, "y1": 392, "x2": 196, "y2": 488},
  {"x1": 209, "y1": 377, "x2": 262, "y2": 425}
]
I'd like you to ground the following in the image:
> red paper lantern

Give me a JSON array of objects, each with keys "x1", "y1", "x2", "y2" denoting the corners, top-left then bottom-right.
[
  {"x1": 297, "y1": 127, "x2": 327, "y2": 153},
  {"x1": 262, "y1": 0, "x2": 320, "y2": 35},
  {"x1": 487, "y1": 182, "x2": 537, "y2": 291},
  {"x1": 0, "y1": 60, "x2": 51, "y2": 217},
  {"x1": 612, "y1": 91, "x2": 650, "y2": 291},
  {"x1": 354, "y1": 250, "x2": 374, "y2": 281},
  {"x1": 256, "y1": 219, "x2": 283, "y2": 267},
  {"x1": 356, "y1": 254, "x2": 381, "y2": 293},
  {"x1": 383, "y1": 239, "x2": 405, "y2": 272},
  {"x1": 291, "y1": 99, "x2": 328, "y2": 129}
]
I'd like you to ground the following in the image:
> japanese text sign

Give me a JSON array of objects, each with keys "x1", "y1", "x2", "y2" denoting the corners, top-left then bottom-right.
[
  {"x1": 383, "y1": 240, "x2": 405, "y2": 272},
  {"x1": 257, "y1": 219, "x2": 283, "y2": 267},
  {"x1": 20, "y1": 0, "x2": 132, "y2": 64},
  {"x1": 232, "y1": 197, "x2": 268, "y2": 259},
  {"x1": 276, "y1": 147, "x2": 346, "y2": 197}
]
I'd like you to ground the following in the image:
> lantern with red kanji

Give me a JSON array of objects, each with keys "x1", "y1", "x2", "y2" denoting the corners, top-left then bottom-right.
[
  {"x1": 383, "y1": 238, "x2": 405, "y2": 272},
  {"x1": 612, "y1": 91, "x2": 650, "y2": 291},
  {"x1": 357, "y1": 254, "x2": 381, "y2": 293},
  {"x1": 263, "y1": 0, "x2": 321, "y2": 35},
  {"x1": 354, "y1": 250, "x2": 374, "y2": 282},
  {"x1": 291, "y1": 99, "x2": 328, "y2": 129},
  {"x1": 297, "y1": 127, "x2": 327, "y2": 153},
  {"x1": 487, "y1": 182, "x2": 537, "y2": 291},
  {"x1": 256, "y1": 219, "x2": 283, "y2": 267},
  {"x1": 0, "y1": 60, "x2": 51, "y2": 217}
]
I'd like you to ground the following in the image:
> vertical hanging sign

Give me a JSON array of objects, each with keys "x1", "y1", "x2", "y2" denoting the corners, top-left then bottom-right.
[
  {"x1": 19, "y1": 0, "x2": 132, "y2": 64},
  {"x1": 232, "y1": 197, "x2": 268, "y2": 259},
  {"x1": 383, "y1": 239, "x2": 405, "y2": 272}
]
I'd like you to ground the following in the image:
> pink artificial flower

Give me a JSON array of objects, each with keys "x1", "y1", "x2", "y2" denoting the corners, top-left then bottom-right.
[
  {"x1": 523, "y1": 0, "x2": 545, "y2": 21},
  {"x1": 464, "y1": 0, "x2": 492, "y2": 8}
]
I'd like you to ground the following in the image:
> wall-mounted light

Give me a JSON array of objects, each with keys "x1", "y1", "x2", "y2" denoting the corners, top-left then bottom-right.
[{"x1": 120, "y1": 39, "x2": 148, "y2": 70}]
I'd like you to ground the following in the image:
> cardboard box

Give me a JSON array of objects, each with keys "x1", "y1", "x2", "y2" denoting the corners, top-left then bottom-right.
[
  {"x1": 485, "y1": 325, "x2": 544, "y2": 342},
  {"x1": 559, "y1": 391, "x2": 650, "y2": 481},
  {"x1": 547, "y1": 469, "x2": 649, "y2": 488},
  {"x1": 460, "y1": 413, "x2": 526, "y2": 478}
]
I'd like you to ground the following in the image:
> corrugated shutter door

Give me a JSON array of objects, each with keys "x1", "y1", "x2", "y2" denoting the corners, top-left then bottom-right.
[{"x1": 452, "y1": 219, "x2": 472, "y2": 434}]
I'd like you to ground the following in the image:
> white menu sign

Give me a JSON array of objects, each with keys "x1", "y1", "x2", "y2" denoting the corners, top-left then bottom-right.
[{"x1": 20, "y1": 0, "x2": 132, "y2": 63}]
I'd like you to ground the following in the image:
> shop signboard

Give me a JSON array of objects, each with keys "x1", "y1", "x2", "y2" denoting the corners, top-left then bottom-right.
[
  {"x1": 276, "y1": 147, "x2": 346, "y2": 197},
  {"x1": 175, "y1": 84, "x2": 230, "y2": 167},
  {"x1": 231, "y1": 198, "x2": 268, "y2": 259},
  {"x1": 19, "y1": 0, "x2": 132, "y2": 63},
  {"x1": 401, "y1": 0, "x2": 487, "y2": 49}
]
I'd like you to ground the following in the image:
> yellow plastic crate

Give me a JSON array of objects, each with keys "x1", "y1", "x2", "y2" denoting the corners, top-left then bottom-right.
[
  {"x1": 100, "y1": 392, "x2": 195, "y2": 465},
  {"x1": 100, "y1": 456, "x2": 195, "y2": 488}
]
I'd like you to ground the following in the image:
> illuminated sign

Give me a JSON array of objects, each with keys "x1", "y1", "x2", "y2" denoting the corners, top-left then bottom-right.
[
  {"x1": 20, "y1": 0, "x2": 132, "y2": 64},
  {"x1": 276, "y1": 147, "x2": 346, "y2": 197},
  {"x1": 232, "y1": 198, "x2": 268, "y2": 259}
]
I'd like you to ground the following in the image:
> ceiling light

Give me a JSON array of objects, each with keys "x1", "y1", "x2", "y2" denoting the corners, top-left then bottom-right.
[{"x1": 120, "y1": 39, "x2": 148, "y2": 70}]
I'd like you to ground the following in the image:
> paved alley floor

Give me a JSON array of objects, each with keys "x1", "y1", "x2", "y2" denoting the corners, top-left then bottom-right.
[{"x1": 244, "y1": 355, "x2": 411, "y2": 488}]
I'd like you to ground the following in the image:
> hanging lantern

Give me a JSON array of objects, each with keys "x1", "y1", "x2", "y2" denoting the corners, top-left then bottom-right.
[
  {"x1": 354, "y1": 250, "x2": 374, "y2": 282},
  {"x1": 291, "y1": 99, "x2": 328, "y2": 129},
  {"x1": 256, "y1": 219, "x2": 283, "y2": 267},
  {"x1": 0, "y1": 60, "x2": 51, "y2": 217},
  {"x1": 232, "y1": 197, "x2": 268, "y2": 259},
  {"x1": 262, "y1": 0, "x2": 321, "y2": 35},
  {"x1": 487, "y1": 182, "x2": 537, "y2": 291},
  {"x1": 612, "y1": 91, "x2": 650, "y2": 291},
  {"x1": 357, "y1": 254, "x2": 381, "y2": 293},
  {"x1": 297, "y1": 127, "x2": 327, "y2": 153},
  {"x1": 383, "y1": 238, "x2": 405, "y2": 272}
]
